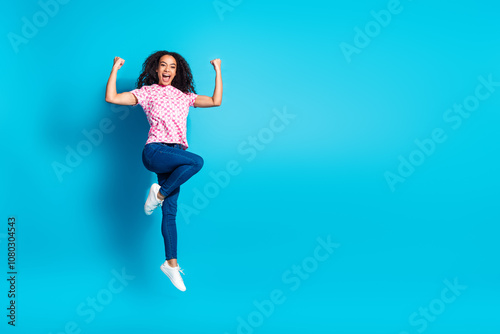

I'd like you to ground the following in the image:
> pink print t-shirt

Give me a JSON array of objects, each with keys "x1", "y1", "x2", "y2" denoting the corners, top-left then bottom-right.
[{"x1": 130, "y1": 84, "x2": 198, "y2": 150}]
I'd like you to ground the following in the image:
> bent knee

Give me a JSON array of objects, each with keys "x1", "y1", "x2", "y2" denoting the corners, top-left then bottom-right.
[{"x1": 192, "y1": 155, "x2": 204, "y2": 171}]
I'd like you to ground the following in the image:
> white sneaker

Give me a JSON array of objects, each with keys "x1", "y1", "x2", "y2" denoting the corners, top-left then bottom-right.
[
  {"x1": 160, "y1": 261, "x2": 186, "y2": 291},
  {"x1": 144, "y1": 183, "x2": 163, "y2": 215}
]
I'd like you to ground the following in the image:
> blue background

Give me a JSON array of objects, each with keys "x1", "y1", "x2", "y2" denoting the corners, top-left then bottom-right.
[{"x1": 1, "y1": 0, "x2": 499, "y2": 333}]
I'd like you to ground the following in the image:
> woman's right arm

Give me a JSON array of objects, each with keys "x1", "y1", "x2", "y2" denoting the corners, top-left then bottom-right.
[{"x1": 105, "y1": 57, "x2": 138, "y2": 105}]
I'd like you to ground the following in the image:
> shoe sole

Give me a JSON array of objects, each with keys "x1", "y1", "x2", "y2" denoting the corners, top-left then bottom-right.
[{"x1": 144, "y1": 184, "x2": 161, "y2": 215}]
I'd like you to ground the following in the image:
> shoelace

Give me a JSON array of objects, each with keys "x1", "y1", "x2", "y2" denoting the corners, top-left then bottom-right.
[{"x1": 178, "y1": 267, "x2": 185, "y2": 275}]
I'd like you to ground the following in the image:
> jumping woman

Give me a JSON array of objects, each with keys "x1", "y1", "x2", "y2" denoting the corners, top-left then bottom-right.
[{"x1": 105, "y1": 51, "x2": 222, "y2": 291}]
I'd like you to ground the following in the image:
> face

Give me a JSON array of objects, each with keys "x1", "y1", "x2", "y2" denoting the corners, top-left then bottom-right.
[{"x1": 156, "y1": 55, "x2": 177, "y2": 85}]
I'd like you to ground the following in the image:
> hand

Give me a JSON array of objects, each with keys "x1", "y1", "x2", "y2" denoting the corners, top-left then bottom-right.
[
  {"x1": 113, "y1": 57, "x2": 125, "y2": 70},
  {"x1": 210, "y1": 58, "x2": 221, "y2": 70}
]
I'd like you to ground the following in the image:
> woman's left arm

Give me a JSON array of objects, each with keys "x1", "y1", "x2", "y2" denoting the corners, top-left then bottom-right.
[{"x1": 194, "y1": 58, "x2": 222, "y2": 108}]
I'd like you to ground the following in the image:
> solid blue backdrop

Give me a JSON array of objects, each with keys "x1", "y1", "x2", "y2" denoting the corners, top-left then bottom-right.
[{"x1": 1, "y1": 0, "x2": 499, "y2": 333}]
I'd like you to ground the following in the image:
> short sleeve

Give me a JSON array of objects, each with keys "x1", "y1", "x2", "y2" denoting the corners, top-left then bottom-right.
[
  {"x1": 186, "y1": 92, "x2": 198, "y2": 107},
  {"x1": 129, "y1": 85, "x2": 150, "y2": 107}
]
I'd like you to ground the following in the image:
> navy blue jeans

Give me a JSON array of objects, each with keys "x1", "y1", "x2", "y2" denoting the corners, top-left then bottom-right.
[{"x1": 142, "y1": 142, "x2": 204, "y2": 260}]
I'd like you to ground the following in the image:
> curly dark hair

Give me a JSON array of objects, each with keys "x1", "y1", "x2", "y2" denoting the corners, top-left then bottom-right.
[{"x1": 135, "y1": 50, "x2": 196, "y2": 94}]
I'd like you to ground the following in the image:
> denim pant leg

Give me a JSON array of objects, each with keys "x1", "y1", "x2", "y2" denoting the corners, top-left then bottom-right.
[
  {"x1": 158, "y1": 173, "x2": 180, "y2": 260},
  {"x1": 142, "y1": 143, "x2": 204, "y2": 198},
  {"x1": 142, "y1": 143, "x2": 204, "y2": 260}
]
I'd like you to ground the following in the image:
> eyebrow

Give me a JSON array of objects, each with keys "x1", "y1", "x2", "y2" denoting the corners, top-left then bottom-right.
[{"x1": 160, "y1": 61, "x2": 176, "y2": 66}]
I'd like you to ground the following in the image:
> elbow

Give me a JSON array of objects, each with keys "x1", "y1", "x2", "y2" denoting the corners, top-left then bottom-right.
[
  {"x1": 211, "y1": 96, "x2": 221, "y2": 107},
  {"x1": 105, "y1": 95, "x2": 114, "y2": 104}
]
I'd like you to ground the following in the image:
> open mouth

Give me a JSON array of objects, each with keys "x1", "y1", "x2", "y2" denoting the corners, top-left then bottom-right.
[{"x1": 162, "y1": 74, "x2": 171, "y2": 82}]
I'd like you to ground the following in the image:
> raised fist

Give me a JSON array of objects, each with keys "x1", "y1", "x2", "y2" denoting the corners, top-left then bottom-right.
[
  {"x1": 210, "y1": 58, "x2": 221, "y2": 70},
  {"x1": 113, "y1": 57, "x2": 125, "y2": 70}
]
